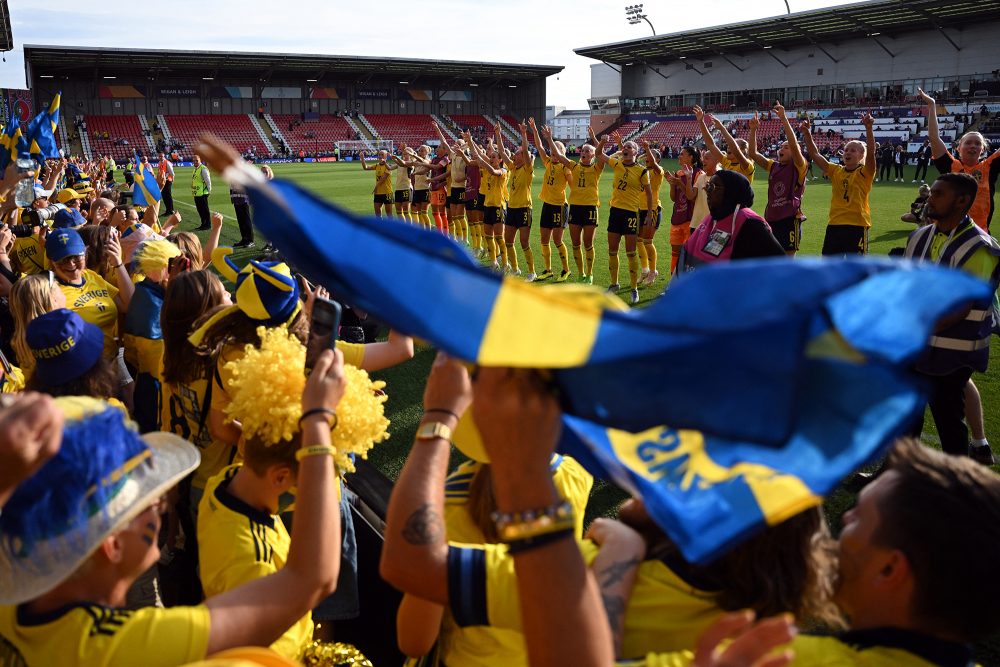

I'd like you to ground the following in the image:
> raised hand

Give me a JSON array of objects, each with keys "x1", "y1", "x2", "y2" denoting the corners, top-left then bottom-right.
[
  {"x1": 693, "y1": 105, "x2": 705, "y2": 122},
  {"x1": 773, "y1": 101, "x2": 786, "y2": 118},
  {"x1": 749, "y1": 112, "x2": 760, "y2": 131}
]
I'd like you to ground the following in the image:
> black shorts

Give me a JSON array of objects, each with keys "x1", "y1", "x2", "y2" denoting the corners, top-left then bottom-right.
[
  {"x1": 476, "y1": 193, "x2": 486, "y2": 210},
  {"x1": 822, "y1": 225, "x2": 868, "y2": 256},
  {"x1": 607, "y1": 207, "x2": 639, "y2": 235},
  {"x1": 449, "y1": 187, "x2": 466, "y2": 206},
  {"x1": 394, "y1": 189, "x2": 411, "y2": 203},
  {"x1": 374, "y1": 193, "x2": 393, "y2": 204},
  {"x1": 540, "y1": 202, "x2": 569, "y2": 229},
  {"x1": 465, "y1": 193, "x2": 481, "y2": 212},
  {"x1": 412, "y1": 189, "x2": 429, "y2": 204},
  {"x1": 769, "y1": 215, "x2": 801, "y2": 252},
  {"x1": 639, "y1": 207, "x2": 663, "y2": 230},
  {"x1": 569, "y1": 204, "x2": 599, "y2": 227},
  {"x1": 484, "y1": 206, "x2": 504, "y2": 226},
  {"x1": 505, "y1": 207, "x2": 532, "y2": 229}
]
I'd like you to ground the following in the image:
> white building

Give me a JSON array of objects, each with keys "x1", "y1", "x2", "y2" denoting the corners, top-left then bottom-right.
[{"x1": 551, "y1": 109, "x2": 591, "y2": 142}]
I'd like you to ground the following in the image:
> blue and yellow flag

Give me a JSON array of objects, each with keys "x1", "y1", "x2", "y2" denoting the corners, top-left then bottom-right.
[
  {"x1": 0, "y1": 113, "x2": 23, "y2": 171},
  {"x1": 19, "y1": 94, "x2": 60, "y2": 165},
  {"x1": 240, "y1": 177, "x2": 992, "y2": 561},
  {"x1": 132, "y1": 158, "x2": 162, "y2": 207}
]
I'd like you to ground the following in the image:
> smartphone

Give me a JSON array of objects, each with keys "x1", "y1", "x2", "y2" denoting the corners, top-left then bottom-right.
[{"x1": 307, "y1": 297, "x2": 342, "y2": 369}]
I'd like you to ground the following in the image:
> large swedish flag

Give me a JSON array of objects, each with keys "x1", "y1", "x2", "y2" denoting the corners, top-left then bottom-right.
[
  {"x1": 19, "y1": 94, "x2": 60, "y2": 165},
  {"x1": 0, "y1": 113, "x2": 22, "y2": 171},
  {"x1": 241, "y1": 177, "x2": 991, "y2": 561},
  {"x1": 132, "y1": 158, "x2": 162, "y2": 207}
]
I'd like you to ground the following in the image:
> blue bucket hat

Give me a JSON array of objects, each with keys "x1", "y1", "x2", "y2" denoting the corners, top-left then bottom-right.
[
  {"x1": 27, "y1": 309, "x2": 105, "y2": 386},
  {"x1": 45, "y1": 228, "x2": 86, "y2": 263},
  {"x1": 52, "y1": 208, "x2": 87, "y2": 229}
]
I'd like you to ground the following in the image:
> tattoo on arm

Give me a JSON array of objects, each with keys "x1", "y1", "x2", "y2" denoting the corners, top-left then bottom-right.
[
  {"x1": 601, "y1": 593, "x2": 627, "y2": 649},
  {"x1": 401, "y1": 502, "x2": 444, "y2": 545},
  {"x1": 597, "y1": 557, "x2": 641, "y2": 587}
]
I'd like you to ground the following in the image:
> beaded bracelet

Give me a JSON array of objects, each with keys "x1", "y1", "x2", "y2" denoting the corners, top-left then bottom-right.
[
  {"x1": 295, "y1": 444, "x2": 337, "y2": 461},
  {"x1": 492, "y1": 501, "x2": 574, "y2": 543},
  {"x1": 298, "y1": 408, "x2": 338, "y2": 429},
  {"x1": 506, "y1": 528, "x2": 574, "y2": 555}
]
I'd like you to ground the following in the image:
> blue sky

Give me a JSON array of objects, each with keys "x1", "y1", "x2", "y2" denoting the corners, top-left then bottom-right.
[{"x1": 0, "y1": 0, "x2": 853, "y2": 109}]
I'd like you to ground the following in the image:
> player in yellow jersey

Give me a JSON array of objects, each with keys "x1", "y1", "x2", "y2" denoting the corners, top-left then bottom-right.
[
  {"x1": 528, "y1": 118, "x2": 571, "y2": 282},
  {"x1": 359, "y1": 149, "x2": 394, "y2": 218},
  {"x1": 694, "y1": 105, "x2": 756, "y2": 184},
  {"x1": 467, "y1": 134, "x2": 509, "y2": 271},
  {"x1": 637, "y1": 140, "x2": 665, "y2": 286},
  {"x1": 397, "y1": 144, "x2": 433, "y2": 229},
  {"x1": 800, "y1": 113, "x2": 876, "y2": 255},
  {"x1": 389, "y1": 147, "x2": 413, "y2": 223},
  {"x1": 595, "y1": 130, "x2": 654, "y2": 304},
  {"x1": 434, "y1": 121, "x2": 470, "y2": 244},
  {"x1": 545, "y1": 127, "x2": 605, "y2": 284},
  {"x1": 498, "y1": 122, "x2": 537, "y2": 280}
]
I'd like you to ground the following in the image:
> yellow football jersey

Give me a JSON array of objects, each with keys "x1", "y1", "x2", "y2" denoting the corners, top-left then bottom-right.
[
  {"x1": 0, "y1": 602, "x2": 210, "y2": 666},
  {"x1": 375, "y1": 163, "x2": 394, "y2": 196},
  {"x1": 567, "y1": 161, "x2": 604, "y2": 206},
  {"x1": 647, "y1": 170, "x2": 664, "y2": 210},
  {"x1": 162, "y1": 373, "x2": 238, "y2": 490},
  {"x1": 450, "y1": 153, "x2": 468, "y2": 187},
  {"x1": 826, "y1": 164, "x2": 875, "y2": 228},
  {"x1": 608, "y1": 158, "x2": 651, "y2": 213},
  {"x1": 721, "y1": 157, "x2": 755, "y2": 183},
  {"x1": 479, "y1": 166, "x2": 490, "y2": 195},
  {"x1": 508, "y1": 162, "x2": 533, "y2": 209},
  {"x1": 57, "y1": 269, "x2": 120, "y2": 359},
  {"x1": 539, "y1": 155, "x2": 568, "y2": 206},
  {"x1": 198, "y1": 465, "x2": 311, "y2": 660},
  {"x1": 393, "y1": 163, "x2": 412, "y2": 190},
  {"x1": 11, "y1": 235, "x2": 46, "y2": 275},
  {"x1": 483, "y1": 169, "x2": 507, "y2": 208}
]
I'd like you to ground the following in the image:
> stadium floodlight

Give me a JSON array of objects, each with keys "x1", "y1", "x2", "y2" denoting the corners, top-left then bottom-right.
[{"x1": 625, "y1": 3, "x2": 656, "y2": 35}]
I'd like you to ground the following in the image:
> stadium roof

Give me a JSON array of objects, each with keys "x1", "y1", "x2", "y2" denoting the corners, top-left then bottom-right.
[
  {"x1": 23, "y1": 45, "x2": 562, "y2": 82},
  {"x1": 0, "y1": 0, "x2": 12, "y2": 53},
  {"x1": 575, "y1": 0, "x2": 1000, "y2": 65}
]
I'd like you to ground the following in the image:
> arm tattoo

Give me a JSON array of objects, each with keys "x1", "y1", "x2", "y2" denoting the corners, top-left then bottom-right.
[
  {"x1": 401, "y1": 502, "x2": 444, "y2": 545},
  {"x1": 597, "y1": 557, "x2": 642, "y2": 587},
  {"x1": 601, "y1": 593, "x2": 627, "y2": 644}
]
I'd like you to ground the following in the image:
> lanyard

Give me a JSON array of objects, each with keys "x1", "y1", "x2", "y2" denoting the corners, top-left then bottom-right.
[{"x1": 919, "y1": 221, "x2": 963, "y2": 263}]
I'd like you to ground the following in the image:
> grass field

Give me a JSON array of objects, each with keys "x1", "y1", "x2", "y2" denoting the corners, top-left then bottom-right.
[{"x1": 172, "y1": 160, "x2": 1000, "y2": 660}]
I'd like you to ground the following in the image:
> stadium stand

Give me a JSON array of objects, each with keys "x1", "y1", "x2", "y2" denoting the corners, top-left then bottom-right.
[
  {"x1": 271, "y1": 114, "x2": 356, "y2": 153},
  {"x1": 362, "y1": 114, "x2": 438, "y2": 146},
  {"x1": 84, "y1": 115, "x2": 149, "y2": 161},
  {"x1": 161, "y1": 114, "x2": 270, "y2": 157}
]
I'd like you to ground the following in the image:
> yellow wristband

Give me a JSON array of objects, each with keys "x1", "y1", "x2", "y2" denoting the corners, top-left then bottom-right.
[{"x1": 295, "y1": 444, "x2": 337, "y2": 462}]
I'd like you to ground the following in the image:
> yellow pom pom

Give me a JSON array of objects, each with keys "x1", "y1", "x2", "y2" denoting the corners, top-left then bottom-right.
[
  {"x1": 331, "y1": 365, "x2": 390, "y2": 474},
  {"x1": 301, "y1": 640, "x2": 372, "y2": 667}
]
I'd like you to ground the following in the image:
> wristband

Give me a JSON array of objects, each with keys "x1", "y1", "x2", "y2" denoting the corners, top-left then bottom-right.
[
  {"x1": 506, "y1": 528, "x2": 573, "y2": 555},
  {"x1": 493, "y1": 501, "x2": 574, "y2": 542},
  {"x1": 424, "y1": 408, "x2": 460, "y2": 422},
  {"x1": 295, "y1": 444, "x2": 337, "y2": 461},
  {"x1": 298, "y1": 407, "x2": 338, "y2": 429},
  {"x1": 113, "y1": 263, "x2": 124, "y2": 269}
]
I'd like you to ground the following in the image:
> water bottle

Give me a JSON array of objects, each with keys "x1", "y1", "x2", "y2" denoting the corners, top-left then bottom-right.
[{"x1": 13, "y1": 158, "x2": 35, "y2": 207}]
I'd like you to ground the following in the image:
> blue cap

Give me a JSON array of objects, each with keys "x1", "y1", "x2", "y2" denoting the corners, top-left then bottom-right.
[
  {"x1": 27, "y1": 309, "x2": 105, "y2": 386},
  {"x1": 52, "y1": 208, "x2": 87, "y2": 229},
  {"x1": 45, "y1": 228, "x2": 86, "y2": 262}
]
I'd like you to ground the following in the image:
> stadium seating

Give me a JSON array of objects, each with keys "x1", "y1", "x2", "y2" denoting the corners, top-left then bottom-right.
[
  {"x1": 85, "y1": 115, "x2": 149, "y2": 161},
  {"x1": 272, "y1": 114, "x2": 356, "y2": 153},
  {"x1": 448, "y1": 114, "x2": 499, "y2": 143},
  {"x1": 363, "y1": 114, "x2": 438, "y2": 146},
  {"x1": 633, "y1": 119, "x2": 702, "y2": 149},
  {"x1": 162, "y1": 115, "x2": 268, "y2": 157}
]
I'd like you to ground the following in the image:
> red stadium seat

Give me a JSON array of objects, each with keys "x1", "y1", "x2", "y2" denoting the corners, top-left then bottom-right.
[
  {"x1": 364, "y1": 115, "x2": 439, "y2": 147},
  {"x1": 163, "y1": 115, "x2": 268, "y2": 157},
  {"x1": 273, "y1": 114, "x2": 355, "y2": 153},
  {"x1": 85, "y1": 116, "x2": 149, "y2": 161}
]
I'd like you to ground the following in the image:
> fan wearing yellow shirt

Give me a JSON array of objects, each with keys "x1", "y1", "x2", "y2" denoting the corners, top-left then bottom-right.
[
  {"x1": 694, "y1": 105, "x2": 756, "y2": 184},
  {"x1": 359, "y1": 150, "x2": 394, "y2": 219},
  {"x1": 800, "y1": 113, "x2": 877, "y2": 256},
  {"x1": 595, "y1": 130, "x2": 654, "y2": 305},
  {"x1": 637, "y1": 140, "x2": 665, "y2": 287},
  {"x1": 466, "y1": 133, "x2": 509, "y2": 271},
  {"x1": 10, "y1": 228, "x2": 47, "y2": 275},
  {"x1": 529, "y1": 118, "x2": 572, "y2": 282},
  {"x1": 546, "y1": 127, "x2": 605, "y2": 284},
  {"x1": 499, "y1": 122, "x2": 537, "y2": 280}
]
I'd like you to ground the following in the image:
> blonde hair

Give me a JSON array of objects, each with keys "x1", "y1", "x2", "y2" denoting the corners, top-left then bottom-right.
[
  {"x1": 10, "y1": 274, "x2": 59, "y2": 379},
  {"x1": 959, "y1": 131, "x2": 989, "y2": 157},
  {"x1": 166, "y1": 231, "x2": 204, "y2": 270},
  {"x1": 844, "y1": 139, "x2": 867, "y2": 157}
]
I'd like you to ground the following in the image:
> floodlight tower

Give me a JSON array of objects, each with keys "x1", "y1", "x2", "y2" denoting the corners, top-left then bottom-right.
[{"x1": 625, "y1": 4, "x2": 656, "y2": 36}]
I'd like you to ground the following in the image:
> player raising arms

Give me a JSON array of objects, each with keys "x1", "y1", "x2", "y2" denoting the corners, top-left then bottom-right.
[
  {"x1": 359, "y1": 149, "x2": 394, "y2": 219},
  {"x1": 389, "y1": 145, "x2": 413, "y2": 223},
  {"x1": 637, "y1": 139, "x2": 665, "y2": 286},
  {"x1": 594, "y1": 130, "x2": 654, "y2": 304},
  {"x1": 396, "y1": 144, "x2": 432, "y2": 229},
  {"x1": 528, "y1": 118, "x2": 572, "y2": 282},
  {"x1": 499, "y1": 122, "x2": 537, "y2": 280},
  {"x1": 433, "y1": 121, "x2": 470, "y2": 244},
  {"x1": 801, "y1": 112, "x2": 876, "y2": 255},
  {"x1": 747, "y1": 102, "x2": 808, "y2": 257},
  {"x1": 694, "y1": 105, "x2": 755, "y2": 183},
  {"x1": 428, "y1": 144, "x2": 451, "y2": 234},
  {"x1": 920, "y1": 88, "x2": 1000, "y2": 232},
  {"x1": 544, "y1": 127, "x2": 605, "y2": 284},
  {"x1": 662, "y1": 145, "x2": 703, "y2": 274},
  {"x1": 465, "y1": 131, "x2": 508, "y2": 270}
]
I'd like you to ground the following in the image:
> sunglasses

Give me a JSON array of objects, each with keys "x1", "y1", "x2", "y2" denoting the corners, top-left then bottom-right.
[{"x1": 55, "y1": 255, "x2": 85, "y2": 268}]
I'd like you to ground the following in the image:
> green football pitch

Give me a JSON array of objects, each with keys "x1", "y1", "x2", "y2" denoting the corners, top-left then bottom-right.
[{"x1": 173, "y1": 159, "x2": 1000, "y2": 660}]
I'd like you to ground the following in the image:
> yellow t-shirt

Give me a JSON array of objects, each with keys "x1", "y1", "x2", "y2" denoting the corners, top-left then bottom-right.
[
  {"x1": 483, "y1": 169, "x2": 507, "y2": 208},
  {"x1": 447, "y1": 540, "x2": 721, "y2": 658},
  {"x1": 0, "y1": 602, "x2": 210, "y2": 666},
  {"x1": 721, "y1": 157, "x2": 755, "y2": 183},
  {"x1": 645, "y1": 170, "x2": 664, "y2": 211},
  {"x1": 608, "y1": 158, "x2": 650, "y2": 213},
  {"x1": 438, "y1": 455, "x2": 594, "y2": 667},
  {"x1": 11, "y1": 235, "x2": 46, "y2": 275},
  {"x1": 567, "y1": 161, "x2": 604, "y2": 207},
  {"x1": 508, "y1": 162, "x2": 533, "y2": 209},
  {"x1": 375, "y1": 163, "x2": 394, "y2": 196},
  {"x1": 539, "y1": 155, "x2": 568, "y2": 206},
  {"x1": 198, "y1": 465, "x2": 311, "y2": 660},
  {"x1": 478, "y1": 166, "x2": 490, "y2": 196},
  {"x1": 162, "y1": 372, "x2": 238, "y2": 491},
  {"x1": 826, "y1": 164, "x2": 875, "y2": 228},
  {"x1": 58, "y1": 269, "x2": 120, "y2": 358}
]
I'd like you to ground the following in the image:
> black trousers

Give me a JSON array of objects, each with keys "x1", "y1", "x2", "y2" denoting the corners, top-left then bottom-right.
[
  {"x1": 878, "y1": 162, "x2": 893, "y2": 180},
  {"x1": 234, "y1": 201, "x2": 254, "y2": 242},
  {"x1": 914, "y1": 160, "x2": 930, "y2": 181},
  {"x1": 910, "y1": 366, "x2": 974, "y2": 456},
  {"x1": 194, "y1": 194, "x2": 211, "y2": 228},
  {"x1": 894, "y1": 163, "x2": 904, "y2": 179},
  {"x1": 162, "y1": 180, "x2": 174, "y2": 214}
]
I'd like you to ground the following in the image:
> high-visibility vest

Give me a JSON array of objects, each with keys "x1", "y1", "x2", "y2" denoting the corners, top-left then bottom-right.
[{"x1": 192, "y1": 165, "x2": 210, "y2": 196}]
